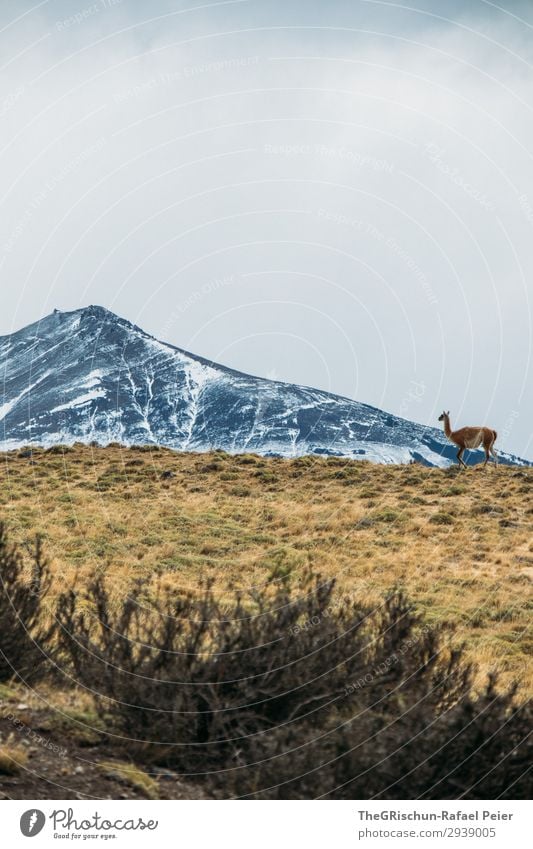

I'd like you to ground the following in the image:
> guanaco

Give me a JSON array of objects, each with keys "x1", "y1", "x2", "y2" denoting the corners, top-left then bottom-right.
[{"x1": 438, "y1": 411, "x2": 497, "y2": 468}]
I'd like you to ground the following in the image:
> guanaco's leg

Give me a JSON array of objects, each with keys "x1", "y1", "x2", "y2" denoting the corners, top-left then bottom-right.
[
  {"x1": 457, "y1": 447, "x2": 467, "y2": 469},
  {"x1": 482, "y1": 435, "x2": 498, "y2": 466}
]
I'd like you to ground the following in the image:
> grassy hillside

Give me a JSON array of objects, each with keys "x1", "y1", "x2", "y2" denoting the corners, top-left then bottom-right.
[{"x1": 1, "y1": 444, "x2": 532, "y2": 692}]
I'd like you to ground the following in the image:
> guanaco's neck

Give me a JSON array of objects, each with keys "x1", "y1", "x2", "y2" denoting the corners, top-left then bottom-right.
[{"x1": 443, "y1": 415, "x2": 452, "y2": 438}]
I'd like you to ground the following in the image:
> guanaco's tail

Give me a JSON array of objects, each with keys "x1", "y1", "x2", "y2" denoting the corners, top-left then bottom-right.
[{"x1": 492, "y1": 429, "x2": 498, "y2": 443}]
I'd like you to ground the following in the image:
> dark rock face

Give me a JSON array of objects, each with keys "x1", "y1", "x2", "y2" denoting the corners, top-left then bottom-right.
[{"x1": 0, "y1": 306, "x2": 528, "y2": 467}]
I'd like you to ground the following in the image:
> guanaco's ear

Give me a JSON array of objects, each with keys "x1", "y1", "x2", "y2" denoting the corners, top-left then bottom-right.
[{"x1": 447, "y1": 410, "x2": 450, "y2": 416}]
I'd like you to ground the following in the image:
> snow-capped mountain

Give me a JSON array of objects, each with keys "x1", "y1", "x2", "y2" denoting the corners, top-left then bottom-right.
[{"x1": 0, "y1": 306, "x2": 527, "y2": 467}]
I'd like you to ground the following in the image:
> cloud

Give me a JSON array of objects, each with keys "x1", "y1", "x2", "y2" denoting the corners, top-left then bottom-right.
[{"x1": 0, "y1": 0, "x2": 531, "y2": 457}]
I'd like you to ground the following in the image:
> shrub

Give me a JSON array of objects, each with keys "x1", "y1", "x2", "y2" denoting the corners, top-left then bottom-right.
[
  {"x1": 0, "y1": 740, "x2": 29, "y2": 774},
  {"x1": 54, "y1": 573, "x2": 532, "y2": 799},
  {"x1": 373, "y1": 508, "x2": 402, "y2": 523},
  {"x1": 200, "y1": 462, "x2": 223, "y2": 473},
  {"x1": 471, "y1": 504, "x2": 504, "y2": 516},
  {"x1": 0, "y1": 523, "x2": 52, "y2": 683},
  {"x1": 55, "y1": 573, "x2": 369, "y2": 769},
  {"x1": 429, "y1": 512, "x2": 455, "y2": 525},
  {"x1": 234, "y1": 455, "x2": 258, "y2": 465}
]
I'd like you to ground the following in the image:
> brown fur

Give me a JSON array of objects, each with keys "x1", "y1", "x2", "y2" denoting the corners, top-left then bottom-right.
[{"x1": 438, "y1": 411, "x2": 497, "y2": 468}]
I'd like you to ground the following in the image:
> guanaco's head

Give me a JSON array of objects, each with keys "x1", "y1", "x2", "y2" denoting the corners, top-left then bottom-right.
[{"x1": 438, "y1": 411, "x2": 450, "y2": 422}]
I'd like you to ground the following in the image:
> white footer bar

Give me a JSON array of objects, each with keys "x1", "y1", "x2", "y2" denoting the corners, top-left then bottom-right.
[{"x1": 3, "y1": 799, "x2": 530, "y2": 848}]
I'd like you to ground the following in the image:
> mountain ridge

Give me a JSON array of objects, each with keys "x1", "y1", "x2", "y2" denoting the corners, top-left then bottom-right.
[{"x1": 0, "y1": 305, "x2": 528, "y2": 467}]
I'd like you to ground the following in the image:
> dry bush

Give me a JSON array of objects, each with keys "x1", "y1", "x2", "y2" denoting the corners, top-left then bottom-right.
[
  {"x1": 54, "y1": 572, "x2": 532, "y2": 799},
  {"x1": 0, "y1": 523, "x2": 52, "y2": 683},
  {"x1": 0, "y1": 739, "x2": 29, "y2": 774}
]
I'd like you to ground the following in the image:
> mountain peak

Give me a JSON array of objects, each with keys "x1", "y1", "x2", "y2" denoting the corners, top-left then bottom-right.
[
  {"x1": 75, "y1": 304, "x2": 124, "y2": 323},
  {"x1": 80, "y1": 304, "x2": 112, "y2": 317},
  {"x1": 75, "y1": 305, "x2": 148, "y2": 337}
]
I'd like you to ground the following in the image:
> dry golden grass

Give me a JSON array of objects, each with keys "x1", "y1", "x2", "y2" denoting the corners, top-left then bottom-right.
[
  {"x1": 1, "y1": 444, "x2": 532, "y2": 692},
  {"x1": 96, "y1": 760, "x2": 159, "y2": 799},
  {"x1": 0, "y1": 737, "x2": 29, "y2": 774}
]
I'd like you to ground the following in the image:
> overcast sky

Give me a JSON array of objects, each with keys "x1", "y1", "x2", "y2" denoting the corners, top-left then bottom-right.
[{"x1": 0, "y1": 0, "x2": 531, "y2": 458}]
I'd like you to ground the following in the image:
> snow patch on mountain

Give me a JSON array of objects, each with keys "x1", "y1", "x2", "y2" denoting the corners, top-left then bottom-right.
[
  {"x1": 50, "y1": 388, "x2": 106, "y2": 413},
  {"x1": 0, "y1": 372, "x2": 52, "y2": 423}
]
